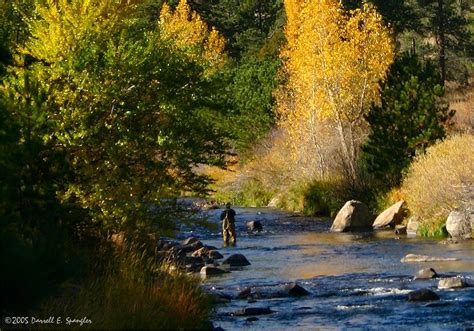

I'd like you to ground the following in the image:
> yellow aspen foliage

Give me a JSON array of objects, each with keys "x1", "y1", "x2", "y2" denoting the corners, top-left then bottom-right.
[
  {"x1": 159, "y1": 0, "x2": 227, "y2": 72},
  {"x1": 23, "y1": 0, "x2": 127, "y2": 64},
  {"x1": 276, "y1": 0, "x2": 394, "y2": 181}
]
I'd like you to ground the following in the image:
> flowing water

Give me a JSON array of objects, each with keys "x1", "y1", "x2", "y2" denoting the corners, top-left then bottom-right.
[{"x1": 179, "y1": 207, "x2": 474, "y2": 330}]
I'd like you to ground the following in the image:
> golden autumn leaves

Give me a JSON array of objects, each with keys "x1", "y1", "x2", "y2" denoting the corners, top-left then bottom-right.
[
  {"x1": 159, "y1": 0, "x2": 227, "y2": 75},
  {"x1": 276, "y1": 0, "x2": 394, "y2": 181}
]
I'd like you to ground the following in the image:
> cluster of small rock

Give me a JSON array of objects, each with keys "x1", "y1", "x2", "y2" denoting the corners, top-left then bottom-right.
[
  {"x1": 409, "y1": 267, "x2": 471, "y2": 302},
  {"x1": 156, "y1": 237, "x2": 251, "y2": 276}
]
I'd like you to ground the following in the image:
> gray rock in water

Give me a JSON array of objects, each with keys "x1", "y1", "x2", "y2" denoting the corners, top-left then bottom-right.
[
  {"x1": 406, "y1": 217, "x2": 419, "y2": 237},
  {"x1": 414, "y1": 268, "x2": 438, "y2": 280},
  {"x1": 283, "y1": 283, "x2": 310, "y2": 297},
  {"x1": 408, "y1": 289, "x2": 440, "y2": 301},
  {"x1": 223, "y1": 254, "x2": 251, "y2": 267},
  {"x1": 446, "y1": 210, "x2": 473, "y2": 240},
  {"x1": 247, "y1": 220, "x2": 263, "y2": 232},
  {"x1": 438, "y1": 277, "x2": 468, "y2": 289},
  {"x1": 373, "y1": 200, "x2": 406, "y2": 229},
  {"x1": 180, "y1": 241, "x2": 203, "y2": 253},
  {"x1": 182, "y1": 237, "x2": 200, "y2": 246},
  {"x1": 209, "y1": 250, "x2": 224, "y2": 260},
  {"x1": 200, "y1": 266, "x2": 228, "y2": 276},
  {"x1": 401, "y1": 254, "x2": 458, "y2": 263},
  {"x1": 330, "y1": 200, "x2": 373, "y2": 232},
  {"x1": 232, "y1": 307, "x2": 273, "y2": 316},
  {"x1": 236, "y1": 287, "x2": 252, "y2": 299}
]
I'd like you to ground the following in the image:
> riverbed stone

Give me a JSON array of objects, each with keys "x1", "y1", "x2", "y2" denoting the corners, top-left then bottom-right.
[
  {"x1": 282, "y1": 283, "x2": 310, "y2": 297},
  {"x1": 182, "y1": 237, "x2": 200, "y2": 245},
  {"x1": 395, "y1": 225, "x2": 407, "y2": 235},
  {"x1": 236, "y1": 287, "x2": 252, "y2": 299},
  {"x1": 438, "y1": 277, "x2": 468, "y2": 289},
  {"x1": 373, "y1": 200, "x2": 406, "y2": 229},
  {"x1": 180, "y1": 241, "x2": 204, "y2": 253},
  {"x1": 330, "y1": 200, "x2": 373, "y2": 232},
  {"x1": 232, "y1": 307, "x2": 273, "y2": 317},
  {"x1": 247, "y1": 221, "x2": 263, "y2": 232},
  {"x1": 208, "y1": 250, "x2": 224, "y2": 260},
  {"x1": 222, "y1": 254, "x2": 251, "y2": 267},
  {"x1": 446, "y1": 210, "x2": 472, "y2": 239},
  {"x1": 401, "y1": 254, "x2": 458, "y2": 263},
  {"x1": 200, "y1": 266, "x2": 228, "y2": 276},
  {"x1": 408, "y1": 289, "x2": 440, "y2": 301},
  {"x1": 414, "y1": 268, "x2": 438, "y2": 280},
  {"x1": 407, "y1": 217, "x2": 419, "y2": 237},
  {"x1": 192, "y1": 247, "x2": 209, "y2": 257}
]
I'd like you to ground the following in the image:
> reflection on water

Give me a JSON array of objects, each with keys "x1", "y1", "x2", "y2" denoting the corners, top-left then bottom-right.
[{"x1": 188, "y1": 208, "x2": 474, "y2": 330}]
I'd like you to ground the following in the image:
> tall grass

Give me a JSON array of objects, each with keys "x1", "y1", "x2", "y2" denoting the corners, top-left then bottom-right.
[
  {"x1": 401, "y1": 134, "x2": 474, "y2": 236},
  {"x1": 38, "y1": 243, "x2": 212, "y2": 330}
]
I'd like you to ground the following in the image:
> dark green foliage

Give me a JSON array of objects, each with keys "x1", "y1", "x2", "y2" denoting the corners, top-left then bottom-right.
[
  {"x1": 362, "y1": 52, "x2": 454, "y2": 189},
  {"x1": 415, "y1": 0, "x2": 473, "y2": 84},
  {"x1": 189, "y1": 0, "x2": 284, "y2": 58},
  {"x1": 230, "y1": 57, "x2": 280, "y2": 152}
]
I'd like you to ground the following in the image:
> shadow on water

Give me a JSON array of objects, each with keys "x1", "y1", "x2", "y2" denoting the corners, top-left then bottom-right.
[{"x1": 181, "y1": 207, "x2": 474, "y2": 330}]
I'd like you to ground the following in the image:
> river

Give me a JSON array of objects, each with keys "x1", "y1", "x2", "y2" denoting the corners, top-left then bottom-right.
[{"x1": 178, "y1": 207, "x2": 474, "y2": 330}]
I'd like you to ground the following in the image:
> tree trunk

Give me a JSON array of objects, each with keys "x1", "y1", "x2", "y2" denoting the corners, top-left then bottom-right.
[{"x1": 437, "y1": 0, "x2": 446, "y2": 85}]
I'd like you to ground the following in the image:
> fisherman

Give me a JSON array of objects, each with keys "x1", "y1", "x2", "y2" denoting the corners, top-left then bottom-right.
[{"x1": 220, "y1": 203, "x2": 237, "y2": 246}]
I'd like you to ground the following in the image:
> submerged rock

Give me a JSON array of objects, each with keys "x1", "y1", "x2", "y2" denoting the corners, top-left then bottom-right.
[
  {"x1": 438, "y1": 277, "x2": 468, "y2": 289},
  {"x1": 247, "y1": 220, "x2": 263, "y2": 232},
  {"x1": 232, "y1": 307, "x2": 273, "y2": 317},
  {"x1": 200, "y1": 266, "x2": 228, "y2": 276},
  {"x1": 414, "y1": 268, "x2": 438, "y2": 280},
  {"x1": 282, "y1": 283, "x2": 310, "y2": 297},
  {"x1": 330, "y1": 200, "x2": 373, "y2": 232},
  {"x1": 408, "y1": 289, "x2": 440, "y2": 301},
  {"x1": 373, "y1": 200, "x2": 405, "y2": 229},
  {"x1": 446, "y1": 210, "x2": 473, "y2": 240},
  {"x1": 236, "y1": 287, "x2": 252, "y2": 299},
  {"x1": 401, "y1": 254, "x2": 458, "y2": 263},
  {"x1": 223, "y1": 254, "x2": 251, "y2": 267}
]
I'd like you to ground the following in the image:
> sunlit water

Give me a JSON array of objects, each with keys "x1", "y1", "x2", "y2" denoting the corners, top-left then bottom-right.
[{"x1": 178, "y1": 207, "x2": 474, "y2": 330}]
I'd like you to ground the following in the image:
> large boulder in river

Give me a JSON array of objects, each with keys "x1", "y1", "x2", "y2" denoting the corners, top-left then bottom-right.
[
  {"x1": 446, "y1": 210, "x2": 473, "y2": 239},
  {"x1": 330, "y1": 200, "x2": 372, "y2": 232},
  {"x1": 373, "y1": 200, "x2": 405, "y2": 229},
  {"x1": 408, "y1": 289, "x2": 440, "y2": 301},
  {"x1": 222, "y1": 254, "x2": 251, "y2": 267}
]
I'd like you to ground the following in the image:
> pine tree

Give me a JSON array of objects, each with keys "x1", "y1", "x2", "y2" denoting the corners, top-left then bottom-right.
[{"x1": 362, "y1": 52, "x2": 454, "y2": 188}]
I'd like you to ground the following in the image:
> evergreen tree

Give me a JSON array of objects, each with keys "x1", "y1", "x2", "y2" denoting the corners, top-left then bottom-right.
[{"x1": 362, "y1": 53, "x2": 454, "y2": 188}]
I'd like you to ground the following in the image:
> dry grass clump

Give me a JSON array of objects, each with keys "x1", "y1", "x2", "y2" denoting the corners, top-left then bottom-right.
[
  {"x1": 39, "y1": 244, "x2": 212, "y2": 330},
  {"x1": 401, "y1": 134, "x2": 474, "y2": 235}
]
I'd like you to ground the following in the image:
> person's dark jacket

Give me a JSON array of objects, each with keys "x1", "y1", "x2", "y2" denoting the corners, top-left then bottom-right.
[{"x1": 220, "y1": 209, "x2": 236, "y2": 222}]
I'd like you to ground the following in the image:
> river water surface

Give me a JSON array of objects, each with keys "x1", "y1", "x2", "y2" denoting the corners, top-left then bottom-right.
[{"x1": 179, "y1": 207, "x2": 474, "y2": 330}]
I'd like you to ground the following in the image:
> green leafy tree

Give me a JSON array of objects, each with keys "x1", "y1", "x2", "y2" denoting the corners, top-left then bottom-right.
[
  {"x1": 14, "y1": 0, "x2": 230, "y2": 233},
  {"x1": 362, "y1": 53, "x2": 454, "y2": 188}
]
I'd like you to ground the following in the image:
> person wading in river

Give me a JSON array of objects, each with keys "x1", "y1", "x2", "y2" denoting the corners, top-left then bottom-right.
[{"x1": 220, "y1": 203, "x2": 236, "y2": 246}]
